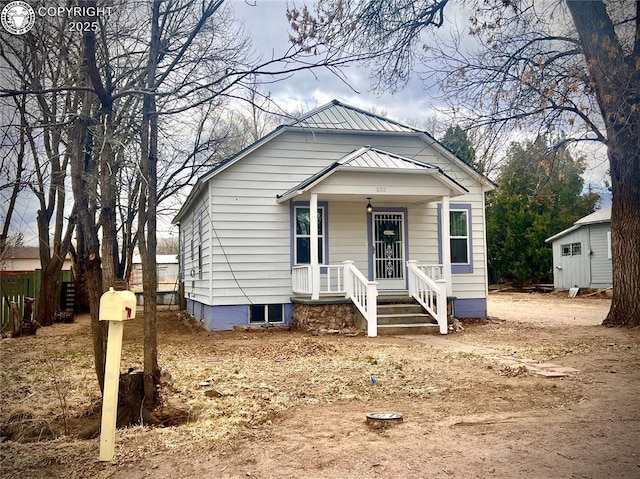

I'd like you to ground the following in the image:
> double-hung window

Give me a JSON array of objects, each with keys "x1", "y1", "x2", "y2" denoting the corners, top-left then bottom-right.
[
  {"x1": 438, "y1": 203, "x2": 473, "y2": 273},
  {"x1": 450, "y1": 210, "x2": 469, "y2": 265},
  {"x1": 294, "y1": 205, "x2": 325, "y2": 264}
]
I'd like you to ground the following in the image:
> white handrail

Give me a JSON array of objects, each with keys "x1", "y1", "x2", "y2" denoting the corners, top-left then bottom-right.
[
  {"x1": 343, "y1": 260, "x2": 377, "y2": 337},
  {"x1": 407, "y1": 260, "x2": 447, "y2": 334}
]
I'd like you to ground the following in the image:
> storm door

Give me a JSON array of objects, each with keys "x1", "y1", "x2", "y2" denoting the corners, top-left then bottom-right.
[{"x1": 372, "y1": 212, "x2": 406, "y2": 289}]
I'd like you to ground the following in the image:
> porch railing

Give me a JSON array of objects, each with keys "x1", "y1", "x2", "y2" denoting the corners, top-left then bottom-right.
[
  {"x1": 407, "y1": 260, "x2": 448, "y2": 334},
  {"x1": 292, "y1": 265, "x2": 312, "y2": 294},
  {"x1": 417, "y1": 263, "x2": 443, "y2": 281},
  {"x1": 291, "y1": 264, "x2": 347, "y2": 295},
  {"x1": 291, "y1": 261, "x2": 378, "y2": 337},
  {"x1": 343, "y1": 261, "x2": 377, "y2": 337}
]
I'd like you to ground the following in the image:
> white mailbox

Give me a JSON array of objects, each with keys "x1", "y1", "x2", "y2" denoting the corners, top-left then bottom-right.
[
  {"x1": 98, "y1": 287, "x2": 137, "y2": 462},
  {"x1": 99, "y1": 287, "x2": 136, "y2": 322}
]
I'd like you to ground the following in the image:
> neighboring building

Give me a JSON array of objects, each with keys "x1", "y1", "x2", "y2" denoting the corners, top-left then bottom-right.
[
  {"x1": 173, "y1": 100, "x2": 496, "y2": 334},
  {"x1": 129, "y1": 253, "x2": 179, "y2": 292},
  {"x1": 546, "y1": 206, "x2": 612, "y2": 290},
  {"x1": 0, "y1": 246, "x2": 73, "y2": 272}
]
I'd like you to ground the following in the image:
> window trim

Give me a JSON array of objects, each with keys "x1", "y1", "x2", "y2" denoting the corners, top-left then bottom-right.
[
  {"x1": 290, "y1": 201, "x2": 329, "y2": 267},
  {"x1": 438, "y1": 203, "x2": 473, "y2": 274}
]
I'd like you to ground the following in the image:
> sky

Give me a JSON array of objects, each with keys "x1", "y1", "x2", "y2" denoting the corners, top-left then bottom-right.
[
  {"x1": 230, "y1": 0, "x2": 446, "y2": 125},
  {"x1": 4, "y1": 0, "x2": 611, "y2": 246}
]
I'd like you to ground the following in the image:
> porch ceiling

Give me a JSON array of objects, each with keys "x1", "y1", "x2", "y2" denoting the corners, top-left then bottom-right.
[{"x1": 276, "y1": 146, "x2": 469, "y2": 204}]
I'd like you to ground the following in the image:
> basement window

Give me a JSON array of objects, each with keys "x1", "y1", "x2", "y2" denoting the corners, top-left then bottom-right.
[{"x1": 249, "y1": 304, "x2": 284, "y2": 324}]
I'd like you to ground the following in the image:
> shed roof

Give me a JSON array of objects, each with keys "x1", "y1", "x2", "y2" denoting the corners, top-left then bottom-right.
[{"x1": 545, "y1": 206, "x2": 611, "y2": 243}]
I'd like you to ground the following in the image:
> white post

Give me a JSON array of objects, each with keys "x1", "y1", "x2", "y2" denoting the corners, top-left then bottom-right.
[
  {"x1": 366, "y1": 281, "x2": 378, "y2": 337},
  {"x1": 406, "y1": 260, "x2": 417, "y2": 297},
  {"x1": 436, "y1": 278, "x2": 448, "y2": 335},
  {"x1": 310, "y1": 193, "x2": 320, "y2": 300},
  {"x1": 343, "y1": 260, "x2": 353, "y2": 299},
  {"x1": 441, "y1": 196, "x2": 453, "y2": 296},
  {"x1": 99, "y1": 320, "x2": 125, "y2": 461}
]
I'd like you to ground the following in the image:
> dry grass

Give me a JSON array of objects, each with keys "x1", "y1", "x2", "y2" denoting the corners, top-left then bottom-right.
[{"x1": 2, "y1": 305, "x2": 635, "y2": 478}]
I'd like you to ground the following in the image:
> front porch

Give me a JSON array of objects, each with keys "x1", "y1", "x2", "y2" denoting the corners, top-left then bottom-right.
[
  {"x1": 291, "y1": 260, "x2": 449, "y2": 336},
  {"x1": 277, "y1": 146, "x2": 473, "y2": 336}
]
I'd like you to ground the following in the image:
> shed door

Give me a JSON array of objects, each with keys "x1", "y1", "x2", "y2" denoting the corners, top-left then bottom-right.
[{"x1": 372, "y1": 213, "x2": 406, "y2": 290}]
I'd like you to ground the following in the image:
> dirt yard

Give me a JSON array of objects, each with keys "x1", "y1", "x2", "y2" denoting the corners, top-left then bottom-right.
[{"x1": 1, "y1": 292, "x2": 639, "y2": 479}]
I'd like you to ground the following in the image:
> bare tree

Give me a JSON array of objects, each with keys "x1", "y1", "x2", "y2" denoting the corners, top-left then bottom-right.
[{"x1": 0, "y1": 16, "x2": 78, "y2": 326}]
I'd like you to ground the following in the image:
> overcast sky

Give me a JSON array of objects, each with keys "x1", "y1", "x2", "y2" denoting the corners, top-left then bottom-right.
[
  {"x1": 6, "y1": 0, "x2": 610, "y2": 246},
  {"x1": 230, "y1": 0, "x2": 445, "y2": 125}
]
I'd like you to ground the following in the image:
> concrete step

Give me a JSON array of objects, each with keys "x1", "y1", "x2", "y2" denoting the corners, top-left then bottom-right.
[
  {"x1": 377, "y1": 303, "x2": 425, "y2": 315},
  {"x1": 377, "y1": 313, "x2": 436, "y2": 325},
  {"x1": 377, "y1": 323, "x2": 441, "y2": 335}
]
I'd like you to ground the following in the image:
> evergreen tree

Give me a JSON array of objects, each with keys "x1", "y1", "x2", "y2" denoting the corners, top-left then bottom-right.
[
  {"x1": 487, "y1": 135, "x2": 599, "y2": 286},
  {"x1": 440, "y1": 126, "x2": 483, "y2": 173}
]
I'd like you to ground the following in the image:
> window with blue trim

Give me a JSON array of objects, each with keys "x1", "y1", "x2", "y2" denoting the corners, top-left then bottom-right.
[
  {"x1": 294, "y1": 205, "x2": 325, "y2": 264},
  {"x1": 450, "y1": 210, "x2": 469, "y2": 265},
  {"x1": 438, "y1": 203, "x2": 473, "y2": 274}
]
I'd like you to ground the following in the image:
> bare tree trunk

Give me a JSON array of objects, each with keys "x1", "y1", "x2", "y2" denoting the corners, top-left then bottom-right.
[
  {"x1": 99, "y1": 112, "x2": 120, "y2": 290},
  {"x1": 70, "y1": 88, "x2": 107, "y2": 391},
  {"x1": 567, "y1": 0, "x2": 640, "y2": 327},
  {"x1": 138, "y1": 0, "x2": 162, "y2": 409}
]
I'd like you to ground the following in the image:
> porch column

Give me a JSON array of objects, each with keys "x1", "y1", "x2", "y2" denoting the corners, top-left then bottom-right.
[
  {"x1": 441, "y1": 195, "x2": 453, "y2": 296},
  {"x1": 310, "y1": 193, "x2": 320, "y2": 300}
]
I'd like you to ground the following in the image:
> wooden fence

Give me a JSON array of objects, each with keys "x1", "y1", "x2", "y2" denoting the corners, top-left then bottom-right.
[{"x1": 0, "y1": 270, "x2": 72, "y2": 332}]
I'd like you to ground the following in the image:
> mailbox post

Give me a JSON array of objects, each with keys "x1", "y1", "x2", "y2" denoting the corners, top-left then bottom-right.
[{"x1": 98, "y1": 287, "x2": 136, "y2": 461}]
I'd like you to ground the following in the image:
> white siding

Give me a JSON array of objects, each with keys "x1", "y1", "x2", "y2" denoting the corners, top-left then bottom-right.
[
  {"x1": 179, "y1": 129, "x2": 490, "y2": 305},
  {"x1": 589, "y1": 224, "x2": 612, "y2": 287},
  {"x1": 552, "y1": 228, "x2": 590, "y2": 289}
]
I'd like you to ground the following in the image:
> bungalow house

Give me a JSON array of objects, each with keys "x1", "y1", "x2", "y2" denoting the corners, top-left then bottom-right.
[
  {"x1": 173, "y1": 100, "x2": 495, "y2": 336},
  {"x1": 545, "y1": 206, "x2": 612, "y2": 290}
]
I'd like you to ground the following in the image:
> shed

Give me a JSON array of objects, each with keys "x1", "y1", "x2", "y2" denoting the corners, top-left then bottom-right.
[{"x1": 545, "y1": 207, "x2": 612, "y2": 290}]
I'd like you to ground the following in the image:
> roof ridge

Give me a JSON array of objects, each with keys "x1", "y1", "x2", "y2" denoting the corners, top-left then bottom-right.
[{"x1": 288, "y1": 99, "x2": 422, "y2": 133}]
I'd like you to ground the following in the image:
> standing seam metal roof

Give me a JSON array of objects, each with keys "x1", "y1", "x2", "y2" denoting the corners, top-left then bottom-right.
[{"x1": 290, "y1": 99, "x2": 418, "y2": 132}]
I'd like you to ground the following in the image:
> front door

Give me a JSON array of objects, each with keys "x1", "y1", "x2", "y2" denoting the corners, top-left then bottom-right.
[{"x1": 372, "y1": 212, "x2": 406, "y2": 290}]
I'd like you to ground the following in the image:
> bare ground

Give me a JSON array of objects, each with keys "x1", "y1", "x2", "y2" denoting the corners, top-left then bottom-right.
[{"x1": 1, "y1": 292, "x2": 639, "y2": 479}]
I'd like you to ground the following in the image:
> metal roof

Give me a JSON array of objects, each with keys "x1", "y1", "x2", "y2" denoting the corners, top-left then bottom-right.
[
  {"x1": 277, "y1": 146, "x2": 467, "y2": 202},
  {"x1": 290, "y1": 100, "x2": 420, "y2": 132},
  {"x1": 545, "y1": 206, "x2": 611, "y2": 243},
  {"x1": 343, "y1": 147, "x2": 434, "y2": 169},
  {"x1": 575, "y1": 206, "x2": 611, "y2": 225}
]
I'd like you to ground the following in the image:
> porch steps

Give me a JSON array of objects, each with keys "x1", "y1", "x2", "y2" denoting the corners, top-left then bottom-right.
[{"x1": 376, "y1": 297, "x2": 439, "y2": 335}]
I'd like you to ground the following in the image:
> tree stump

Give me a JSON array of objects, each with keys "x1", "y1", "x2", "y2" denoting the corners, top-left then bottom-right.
[
  {"x1": 10, "y1": 299, "x2": 38, "y2": 337},
  {"x1": 10, "y1": 302, "x2": 21, "y2": 336},
  {"x1": 116, "y1": 370, "x2": 160, "y2": 428},
  {"x1": 22, "y1": 297, "x2": 34, "y2": 322}
]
